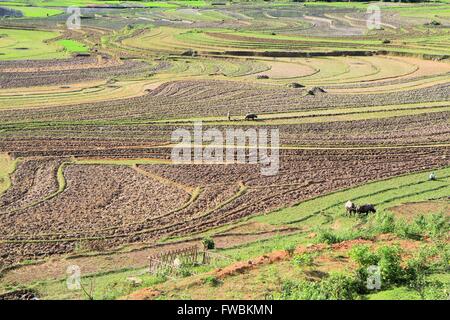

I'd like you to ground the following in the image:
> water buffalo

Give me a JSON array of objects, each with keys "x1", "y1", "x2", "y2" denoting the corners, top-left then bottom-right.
[
  {"x1": 345, "y1": 200, "x2": 357, "y2": 215},
  {"x1": 356, "y1": 204, "x2": 376, "y2": 215},
  {"x1": 245, "y1": 113, "x2": 258, "y2": 121}
]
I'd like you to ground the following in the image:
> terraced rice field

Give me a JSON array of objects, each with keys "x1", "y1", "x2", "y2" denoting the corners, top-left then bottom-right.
[{"x1": 0, "y1": 0, "x2": 448, "y2": 301}]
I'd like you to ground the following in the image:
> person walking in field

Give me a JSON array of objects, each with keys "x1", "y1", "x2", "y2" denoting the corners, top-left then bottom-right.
[{"x1": 227, "y1": 111, "x2": 231, "y2": 121}]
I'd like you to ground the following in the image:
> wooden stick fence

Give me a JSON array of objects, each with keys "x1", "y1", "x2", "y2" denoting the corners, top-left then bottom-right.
[{"x1": 148, "y1": 245, "x2": 200, "y2": 274}]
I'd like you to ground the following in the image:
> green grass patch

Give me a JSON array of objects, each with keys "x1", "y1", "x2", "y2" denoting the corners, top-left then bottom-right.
[
  {"x1": 172, "y1": 1, "x2": 209, "y2": 7},
  {"x1": 1, "y1": 5, "x2": 63, "y2": 17},
  {"x1": 141, "y1": 1, "x2": 179, "y2": 8},
  {"x1": 0, "y1": 153, "x2": 17, "y2": 195},
  {"x1": 367, "y1": 286, "x2": 421, "y2": 300},
  {"x1": 57, "y1": 39, "x2": 89, "y2": 54},
  {"x1": 0, "y1": 28, "x2": 68, "y2": 60},
  {"x1": 12, "y1": 268, "x2": 165, "y2": 300},
  {"x1": 13, "y1": 0, "x2": 121, "y2": 7}
]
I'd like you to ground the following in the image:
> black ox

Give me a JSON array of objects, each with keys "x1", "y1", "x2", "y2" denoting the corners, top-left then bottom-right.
[{"x1": 356, "y1": 204, "x2": 376, "y2": 215}]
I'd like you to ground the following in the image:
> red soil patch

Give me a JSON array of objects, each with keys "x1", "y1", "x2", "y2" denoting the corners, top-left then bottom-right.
[
  {"x1": 331, "y1": 239, "x2": 373, "y2": 252},
  {"x1": 121, "y1": 288, "x2": 161, "y2": 300},
  {"x1": 215, "y1": 250, "x2": 290, "y2": 279}
]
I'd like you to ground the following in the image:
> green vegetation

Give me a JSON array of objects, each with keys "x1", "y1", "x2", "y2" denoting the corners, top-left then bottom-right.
[
  {"x1": 0, "y1": 0, "x2": 449, "y2": 301},
  {"x1": 1, "y1": 166, "x2": 448, "y2": 299},
  {"x1": 202, "y1": 275, "x2": 222, "y2": 287},
  {"x1": 0, "y1": 28, "x2": 68, "y2": 60},
  {"x1": 272, "y1": 272, "x2": 360, "y2": 300},
  {"x1": 3, "y1": 267, "x2": 167, "y2": 300},
  {"x1": 56, "y1": 39, "x2": 89, "y2": 53},
  {"x1": 0, "y1": 153, "x2": 17, "y2": 195},
  {"x1": 272, "y1": 241, "x2": 449, "y2": 300},
  {"x1": 202, "y1": 237, "x2": 215, "y2": 250},
  {"x1": 1, "y1": 5, "x2": 62, "y2": 17},
  {"x1": 0, "y1": 0, "x2": 207, "y2": 8},
  {"x1": 253, "y1": 167, "x2": 450, "y2": 226},
  {"x1": 291, "y1": 252, "x2": 315, "y2": 267},
  {"x1": 284, "y1": 243, "x2": 297, "y2": 256},
  {"x1": 366, "y1": 210, "x2": 448, "y2": 241},
  {"x1": 2, "y1": 0, "x2": 121, "y2": 7}
]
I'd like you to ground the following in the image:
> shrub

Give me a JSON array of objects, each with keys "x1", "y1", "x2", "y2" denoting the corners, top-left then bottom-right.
[
  {"x1": 284, "y1": 244, "x2": 296, "y2": 256},
  {"x1": 421, "y1": 280, "x2": 448, "y2": 300},
  {"x1": 367, "y1": 211, "x2": 447, "y2": 241},
  {"x1": 406, "y1": 259, "x2": 448, "y2": 300},
  {"x1": 274, "y1": 273, "x2": 360, "y2": 300},
  {"x1": 202, "y1": 237, "x2": 215, "y2": 250},
  {"x1": 292, "y1": 253, "x2": 315, "y2": 267},
  {"x1": 406, "y1": 247, "x2": 432, "y2": 275},
  {"x1": 405, "y1": 250, "x2": 431, "y2": 298},
  {"x1": 272, "y1": 279, "x2": 325, "y2": 300},
  {"x1": 273, "y1": 279, "x2": 301, "y2": 299},
  {"x1": 368, "y1": 211, "x2": 395, "y2": 234},
  {"x1": 377, "y1": 245, "x2": 404, "y2": 286},
  {"x1": 394, "y1": 218, "x2": 422, "y2": 240},
  {"x1": 404, "y1": 244, "x2": 450, "y2": 299},
  {"x1": 323, "y1": 273, "x2": 360, "y2": 300},
  {"x1": 316, "y1": 229, "x2": 341, "y2": 244},
  {"x1": 349, "y1": 244, "x2": 379, "y2": 291},
  {"x1": 349, "y1": 244, "x2": 379, "y2": 267},
  {"x1": 203, "y1": 275, "x2": 222, "y2": 287},
  {"x1": 434, "y1": 241, "x2": 450, "y2": 272},
  {"x1": 425, "y1": 213, "x2": 448, "y2": 239},
  {"x1": 349, "y1": 244, "x2": 404, "y2": 289},
  {"x1": 316, "y1": 228, "x2": 365, "y2": 245},
  {"x1": 284, "y1": 279, "x2": 325, "y2": 300},
  {"x1": 176, "y1": 263, "x2": 194, "y2": 278},
  {"x1": 413, "y1": 214, "x2": 427, "y2": 230}
]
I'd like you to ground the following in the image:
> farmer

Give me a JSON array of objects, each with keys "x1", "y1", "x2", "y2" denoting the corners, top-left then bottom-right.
[
  {"x1": 227, "y1": 111, "x2": 231, "y2": 121},
  {"x1": 429, "y1": 172, "x2": 437, "y2": 181}
]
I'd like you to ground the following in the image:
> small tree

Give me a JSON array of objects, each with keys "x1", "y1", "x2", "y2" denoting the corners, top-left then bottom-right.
[
  {"x1": 377, "y1": 245, "x2": 404, "y2": 286},
  {"x1": 202, "y1": 237, "x2": 215, "y2": 250},
  {"x1": 284, "y1": 243, "x2": 296, "y2": 257},
  {"x1": 292, "y1": 252, "x2": 315, "y2": 267},
  {"x1": 202, "y1": 237, "x2": 215, "y2": 264}
]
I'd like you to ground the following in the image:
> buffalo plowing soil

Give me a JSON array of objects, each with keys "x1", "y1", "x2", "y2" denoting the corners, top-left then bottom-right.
[{"x1": 0, "y1": 1, "x2": 449, "y2": 299}]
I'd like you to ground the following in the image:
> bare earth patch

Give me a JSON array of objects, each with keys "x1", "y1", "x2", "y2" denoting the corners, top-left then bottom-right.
[
  {"x1": 389, "y1": 200, "x2": 449, "y2": 221},
  {"x1": 254, "y1": 61, "x2": 316, "y2": 79}
]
